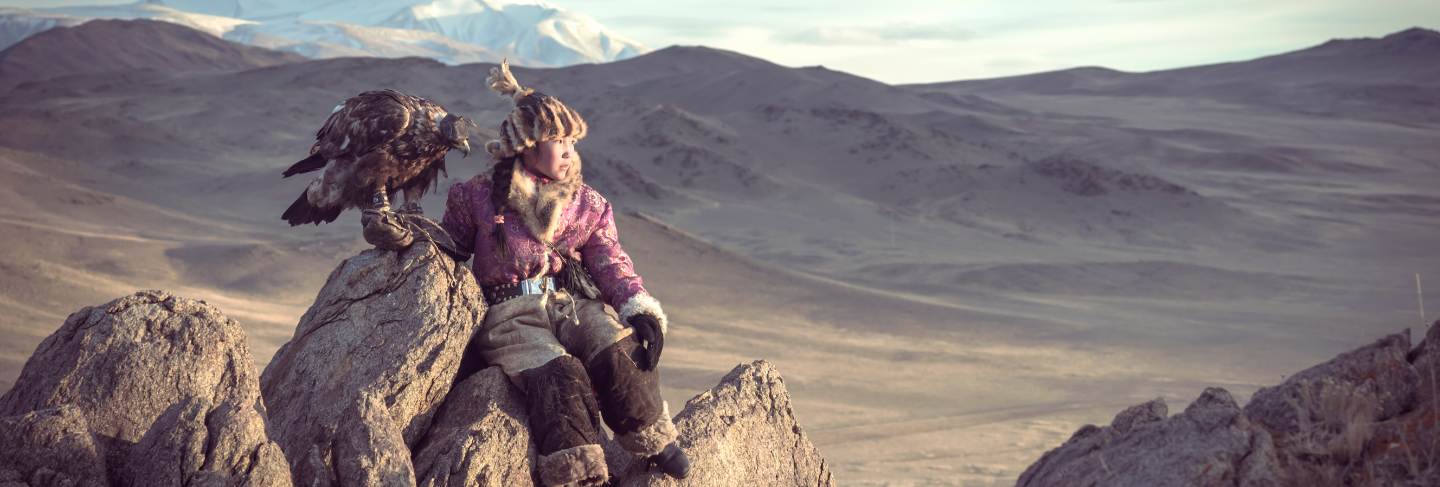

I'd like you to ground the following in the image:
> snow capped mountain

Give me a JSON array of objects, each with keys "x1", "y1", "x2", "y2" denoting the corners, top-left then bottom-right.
[
  {"x1": 1, "y1": 4, "x2": 252, "y2": 47},
  {"x1": 224, "y1": 19, "x2": 504, "y2": 63},
  {"x1": 0, "y1": 9, "x2": 81, "y2": 50},
  {"x1": 0, "y1": 0, "x2": 647, "y2": 67},
  {"x1": 375, "y1": 0, "x2": 645, "y2": 65}
]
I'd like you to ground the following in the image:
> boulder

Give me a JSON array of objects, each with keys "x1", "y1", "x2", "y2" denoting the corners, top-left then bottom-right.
[
  {"x1": 1239, "y1": 328, "x2": 1421, "y2": 484},
  {"x1": 1243, "y1": 330, "x2": 1417, "y2": 455},
  {"x1": 412, "y1": 367, "x2": 537, "y2": 487},
  {"x1": 259, "y1": 242, "x2": 487, "y2": 486},
  {"x1": 1020, "y1": 320, "x2": 1440, "y2": 486},
  {"x1": 126, "y1": 397, "x2": 292, "y2": 487},
  {"x1": 1360, "y1": 320, "x2": 1440, "y2": 487},
  {"x1": 0, "y1": 290, "x2": 290, "y2": 486},
  {"x1": 411, "y1": 361, "x2": 838, "y2": 487},
  {"x1": 334, "y1": 394, "x2": 419, "y2": 486},
  {"x1": 0, "y1": 405, "x2": 107, "y2": 487},
  {"x1": 1017, "y1": 389, "x2": 1280, "y2": 487},
  {"x1": 616, "y1": 360, "x2": 836, "y2": 486},
  {"x1": 0, "y1": 243, "x2": 838, "y2": 486}
]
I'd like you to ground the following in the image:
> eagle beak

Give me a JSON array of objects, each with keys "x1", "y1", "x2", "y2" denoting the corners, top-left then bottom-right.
[{"x1": 459, "y1": 140, "x2": 471, "y2": 158}]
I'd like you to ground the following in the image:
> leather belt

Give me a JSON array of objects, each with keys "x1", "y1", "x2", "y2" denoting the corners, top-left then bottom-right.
[{"x1": 482, "y1": 276, "x2": 556, "y2": 306}]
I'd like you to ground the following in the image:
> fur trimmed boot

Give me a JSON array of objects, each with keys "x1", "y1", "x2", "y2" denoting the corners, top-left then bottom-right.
[
  {"x1": 585, "y1": 336, "x2": 687, "y2": 479},
  {"x1": 586, "y1": 335, "x2": 665, "y2": 440},
  {"x1": 537, "y1": 444, "x2": 608, "y2": 487},
  {"x1": 518, "y1": 355, "x2": 608, "y2": 487},
  {"x1": 616, "y1": 400, "x2": 679, "y2": 459}
]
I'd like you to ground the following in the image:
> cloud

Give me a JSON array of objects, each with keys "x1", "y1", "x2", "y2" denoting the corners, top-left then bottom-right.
[
  {"x1": 982, "y1": 56, "x2": 1043, "y2": 69},
  {"x1": 778, "y1": 20, "x2": 976, "y2": 46},
  {"x1": 602, "y1": 14, "x2": 755, "y2": 39}
]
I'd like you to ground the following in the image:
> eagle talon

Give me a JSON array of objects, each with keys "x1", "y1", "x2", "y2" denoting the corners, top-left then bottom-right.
[{"x1": 397, "y1": 201, "x2": 424, "y2": 215}]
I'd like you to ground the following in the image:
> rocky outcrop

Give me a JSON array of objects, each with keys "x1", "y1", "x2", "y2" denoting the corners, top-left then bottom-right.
[
  {"x1": 410, "y1": 360, "x2": 837, "y2": 487},
  {"x1": 0, "y1": 289, "x2": 290, "y2": 486},
  {"x1": 1017, "y1": 389, "x2": 1280, "y2": 486},
  {"x1": 28, "y1": 233, "x2": 1435, "y2": 486},
  {"x1": 126, "y1": 396, "x2": 292, "y2": 486},
  {"x1": 1242, "y1": 328, "x2": 1420, "y2": 484},
  {"x1": 411, "y1": 367, "x2": 537, "y2": 487},
  {"x1": 617, "y1": 360, "x2": 836, "y2": 486},
  {"x1": 258, "y1": 242, "x2": 487, "y2": 486},
  {"x1": 0, "y1": 240, "x2": 835, "y2": 486},
  {"x1": 0, "y1": 405, "x2": 107, "y2": 487},
  {"x1": 1019, "y1": 320, "x2": 1440, "y2": 486}
]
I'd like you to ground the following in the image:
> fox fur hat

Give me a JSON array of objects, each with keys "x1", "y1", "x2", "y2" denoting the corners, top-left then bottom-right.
[{"x1": 483, "y1": 58, "x2": 589, "y2": 160}]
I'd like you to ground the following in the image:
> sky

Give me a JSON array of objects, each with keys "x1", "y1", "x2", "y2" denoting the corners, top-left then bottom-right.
[
  {"x1": 8, "y1": 0, "x2": 1439, "y2": 84},
  {"x1": 564, "y1": 0, "x2": 1439, "y2": 84}
]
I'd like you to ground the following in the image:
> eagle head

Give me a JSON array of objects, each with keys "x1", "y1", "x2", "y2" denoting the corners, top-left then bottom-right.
[{"x1": 440, "y1": 113, "x2": 479, "y2": 158}]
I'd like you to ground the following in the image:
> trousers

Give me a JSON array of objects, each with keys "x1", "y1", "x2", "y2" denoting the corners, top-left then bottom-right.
[{"x1": 476, "y1": 288, "x2": 678, "y2": 486}]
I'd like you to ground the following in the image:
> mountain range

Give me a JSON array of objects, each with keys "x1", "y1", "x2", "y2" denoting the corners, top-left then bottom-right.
[
  {"x1": 0, "y1": 0, "x2": 647, "y2": 66},
  {"x1": 0, "y1": 18, "x2": 1436, "y2": 486}
]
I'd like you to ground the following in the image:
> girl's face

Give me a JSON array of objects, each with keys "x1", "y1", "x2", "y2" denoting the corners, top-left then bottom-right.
[{"x1": 522, "y1": 137, "x2": 576, "y2": 180}]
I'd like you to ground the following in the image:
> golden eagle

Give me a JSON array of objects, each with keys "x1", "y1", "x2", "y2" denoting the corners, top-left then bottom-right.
[{"x1": 281, "y1": 89, "x2": 478, "y2": 225}]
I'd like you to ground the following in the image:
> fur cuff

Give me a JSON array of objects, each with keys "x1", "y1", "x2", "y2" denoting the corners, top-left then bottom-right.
[
  {"x1": 618, "y1": 293, "x2": 668, "y2": 335},
  {"x1": 537, "y1": 444, "x2": 608, "y2": 487},
  {"x1": 616, "y1": 400, "x2": 678, "y2": 456}
]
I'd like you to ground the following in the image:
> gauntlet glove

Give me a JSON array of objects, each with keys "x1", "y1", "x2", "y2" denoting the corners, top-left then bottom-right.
[
  {"x1": 361, "y1": 208, "x2": 414, "y2": 250},
  {"x1": 361, "y1": 209, "x2": 472, "y2": 262},
  {"x1": 626, "y1": 313, "x2": 664, "y2": 371}
]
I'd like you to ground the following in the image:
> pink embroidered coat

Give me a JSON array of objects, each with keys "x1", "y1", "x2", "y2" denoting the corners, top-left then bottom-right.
[{"x1": 439, "y1": 169, "x2": 653, "y2": 316}]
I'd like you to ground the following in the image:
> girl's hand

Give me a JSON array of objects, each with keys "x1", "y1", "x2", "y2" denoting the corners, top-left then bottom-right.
[{"x1": 627, "y1": 314, "x2": 664, "y2": 370}]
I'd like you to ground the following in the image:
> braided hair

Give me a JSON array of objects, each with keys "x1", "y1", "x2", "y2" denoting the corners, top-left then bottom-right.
[
  {"x1": 488, "y1": 154, "x2": 518, "y2": 260},
  {"x1": 486, "y1": 94, "x2": 547, "y2": 260}
]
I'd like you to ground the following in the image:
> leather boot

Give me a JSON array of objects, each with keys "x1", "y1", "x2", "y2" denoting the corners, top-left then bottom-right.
[
  {"x1": 586, "y1": 335, "x2": 682, "y2": 479},
  {"x1": 518, "y1": 355, "x2": 608, "y2": 487},
  {"x1": 648, "y1": 442, "x2": 691, "y2": 479}
]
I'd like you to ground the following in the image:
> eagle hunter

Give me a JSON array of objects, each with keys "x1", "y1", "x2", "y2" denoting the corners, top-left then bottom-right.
[{"x1": 281, "y1": 89, "x2": 479, "y2": 225}]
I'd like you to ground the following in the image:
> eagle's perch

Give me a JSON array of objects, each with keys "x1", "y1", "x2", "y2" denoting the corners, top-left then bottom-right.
[{"x1": 281, "y1": 89, "x2": 478, "y2": 225}]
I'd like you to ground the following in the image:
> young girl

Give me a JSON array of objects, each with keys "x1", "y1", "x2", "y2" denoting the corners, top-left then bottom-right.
[{"x1": 440, "y1": 59, "x2": 689, "y2": 486}]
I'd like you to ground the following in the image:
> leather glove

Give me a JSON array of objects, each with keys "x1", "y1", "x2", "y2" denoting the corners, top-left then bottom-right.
[
  {"x1": 627, "y1": 313, "x2": 664, "y2": 371},
  {"x1": 361, "y1": 208, "x2": 414, "y2": 251}
]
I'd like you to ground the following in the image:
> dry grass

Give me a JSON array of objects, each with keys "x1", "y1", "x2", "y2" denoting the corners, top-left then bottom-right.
[
  {"x1": 1278, "y1": 351, "x2": 1440, "y2": 486},
  {"x1": 1281, "y1": 378, "x2": 1382, "y2": 485}
]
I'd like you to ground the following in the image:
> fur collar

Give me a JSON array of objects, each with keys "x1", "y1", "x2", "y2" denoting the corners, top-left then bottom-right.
[{"x1": 507, "y1": 155, "x2": 583, "y2": 246}]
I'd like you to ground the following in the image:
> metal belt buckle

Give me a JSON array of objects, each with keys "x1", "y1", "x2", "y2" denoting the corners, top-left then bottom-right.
[{"x1": 519, "y1": 276, "x2": 553, "y2": 295}]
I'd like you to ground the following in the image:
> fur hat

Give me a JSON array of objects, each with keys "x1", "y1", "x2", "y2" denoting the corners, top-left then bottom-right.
[{"x1": 483, "y1": 58, "x2": 588, "y2": 160}]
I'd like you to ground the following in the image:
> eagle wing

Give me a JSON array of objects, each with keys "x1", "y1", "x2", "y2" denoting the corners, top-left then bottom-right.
[{"x1": 313, "y1": 90, "x2": 412, "y2": 160}]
